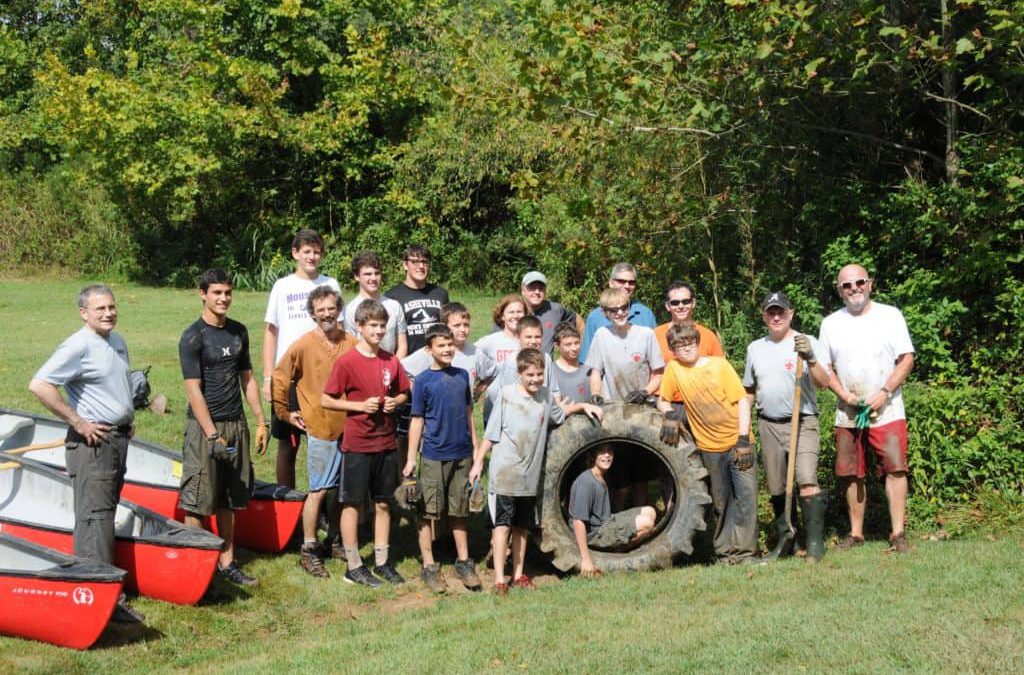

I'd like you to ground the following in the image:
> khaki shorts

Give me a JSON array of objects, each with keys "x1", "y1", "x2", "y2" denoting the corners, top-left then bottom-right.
[
  {"x1": 419, "y1": 457, "x2": 471, "y2": 520},
  {"x1": 178, "y1": 418, "x2": 253, "y2": 516},
  {"x1": 588, "y1": 507, "x2": 642, "y2": 549},
  {"x1": 758, "y1": 415, "x2": 820, "y2": 495}
]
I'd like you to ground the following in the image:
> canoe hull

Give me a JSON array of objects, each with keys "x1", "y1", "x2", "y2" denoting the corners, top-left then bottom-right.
[{"x1": 0, "y1": 573, "x2": 122, "y2": 649}]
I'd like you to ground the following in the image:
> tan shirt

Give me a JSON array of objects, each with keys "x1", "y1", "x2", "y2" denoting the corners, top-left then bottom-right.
[{"x1": 271, "y1": 328, "x2": 356, "y2": 441}]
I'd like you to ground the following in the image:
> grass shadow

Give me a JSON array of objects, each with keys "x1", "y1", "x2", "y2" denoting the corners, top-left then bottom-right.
[{"x1": 92, "y1": 623, "x2": 163, "y2": 649}]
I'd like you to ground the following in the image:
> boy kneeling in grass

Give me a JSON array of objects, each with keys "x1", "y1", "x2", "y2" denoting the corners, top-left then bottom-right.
[
  {"x1": 470, "y1": 349, "x2": 603, "y2": 595},
  {"x1": 402, "y1": 324, "x2": 482, "y2": 593},
  {"x1": 569, "y1": 445, "x2": 657, "y2": 577}
]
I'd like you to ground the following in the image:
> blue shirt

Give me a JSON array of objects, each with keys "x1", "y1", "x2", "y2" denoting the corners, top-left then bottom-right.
[
  {"x1": 410, "y1": 366, "x2": 473, "y2": 461},
  {"x1": 580, "y1": 300, "x2": 657, "y2": 362}
]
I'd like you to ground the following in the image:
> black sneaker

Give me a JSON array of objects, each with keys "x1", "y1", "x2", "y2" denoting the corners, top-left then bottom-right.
[
  {"x1": 344, "y1": 565, "x2": 382, "y2": 588},
  {"x1": 454, "y1": 558, "x2": 482, "y2": 590},
  {"x1": 373, "y1": 562, "x2": 406, "y2": 585},
  {"x1": 110, "y1": 601, "x2": 145, "y2": 624},
  {"x1": 299, "y1": 544, "x2": 331, "y2": 579},
  {"x1": 218, "y1": 561, "x2": 259, "y2": 587}
]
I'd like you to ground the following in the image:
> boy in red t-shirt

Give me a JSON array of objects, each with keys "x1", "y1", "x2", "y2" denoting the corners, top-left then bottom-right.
[{"x1": 323, "y1": 300, "x2": 411, "y2": 588}]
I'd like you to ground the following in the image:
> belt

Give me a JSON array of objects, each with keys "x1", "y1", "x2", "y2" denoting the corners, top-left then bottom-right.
[
  {"x1": 66, "y1": 423, "x2": 132, "y2": 444},
  {"x1": 759, "y1": 413, "x2": 817, "y2": 424}
]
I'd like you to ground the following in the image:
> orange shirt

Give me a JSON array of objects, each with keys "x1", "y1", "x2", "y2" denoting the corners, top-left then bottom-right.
[
  {"x1": 272, "y1": 329, "x2": 356, "y2": 441},
  {"x1": 654, "y1": 322, "x2": 724, "y2": 364},
  {"x1": 660, "y1": 357, "x2": 745, "y2": 452}
]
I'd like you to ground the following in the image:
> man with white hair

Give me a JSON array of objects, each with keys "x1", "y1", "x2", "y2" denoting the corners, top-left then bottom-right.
[{"x1": 580, "y1": 262, "x2": 656, "y2": 362}]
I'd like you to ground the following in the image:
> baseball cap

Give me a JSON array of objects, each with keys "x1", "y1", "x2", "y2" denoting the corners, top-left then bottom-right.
[
  {"x1": 522, "y1": 271, "x2": 548, "y2": 287},
  {"x1": 761, "y1": 291, "x2": 793, "y2": 311}
]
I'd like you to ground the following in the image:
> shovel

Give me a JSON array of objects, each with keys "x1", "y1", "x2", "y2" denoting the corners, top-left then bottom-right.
[{"x1": 769, "y1": 356, "x2": 803, "y2": 559}]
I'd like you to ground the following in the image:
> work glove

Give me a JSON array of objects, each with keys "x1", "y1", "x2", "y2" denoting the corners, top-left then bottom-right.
[
  {"x1": 208, "y1": 436, "x2": 238, "y2": 462},
  {"x1": 254, "y1": 422, "x2": 270, "y2": 456},
  {"x1": 589, "y1": 394, "x2": 605, "y2": 406},
  {"x1": 853, "y1": 403, "x2": 873, "y2": 430},
  {"x1": 393, "y1": 476, "x2": 421, "y2": 511},
  {"x1": 624, "y1": 389, "x2": 649, "y2": 405},
  {"x1": 793, "y1": 334, "x2": 816, "y2": 364},
  {"x1": 659, "y1": 403, "x2": 688, "y2": 445},
  {"x1": 732, "y1": 434, "x2": 754, "y2": 471}
]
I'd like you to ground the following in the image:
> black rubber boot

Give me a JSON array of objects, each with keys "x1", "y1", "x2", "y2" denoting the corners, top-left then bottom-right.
[
  {"x1": 766, "y1": 495, "x2": 794, "y2": 561},
  {"x1": 801, "y1": 492, "x2": 827, "y2": 562}
]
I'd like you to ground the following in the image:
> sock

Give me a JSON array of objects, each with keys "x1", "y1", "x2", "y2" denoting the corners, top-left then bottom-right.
[
  {"x1": 344, "y1": 546, "x2": 363, "y2": 569},
  {"x1": 303, "y1": 538, "x2": 317, "y2": 545},
  {"x1": 374, "y1": 545, "x2": 389, "y2": 567}
]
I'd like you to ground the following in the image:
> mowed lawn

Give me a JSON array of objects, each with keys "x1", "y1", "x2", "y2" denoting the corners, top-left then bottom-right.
[{"x1": 1, "y1": 278, "x2": 1023, "y2": 673}]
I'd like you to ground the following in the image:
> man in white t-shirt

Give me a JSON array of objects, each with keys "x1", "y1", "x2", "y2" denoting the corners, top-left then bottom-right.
[
  {"x1": 818, "y1": 264, "x2": 915, "y2": 554},
  {"x1": 262, "y1": 229, "x2": 342, "y2": 488},
  {"x1": 342, "y1": 250, "x2": 408, "y2": 359}
]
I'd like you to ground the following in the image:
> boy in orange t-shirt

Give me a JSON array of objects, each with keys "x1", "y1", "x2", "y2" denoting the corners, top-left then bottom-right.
[{"x1": 658, "y1": 324, "x2": 759, "y2": 564}]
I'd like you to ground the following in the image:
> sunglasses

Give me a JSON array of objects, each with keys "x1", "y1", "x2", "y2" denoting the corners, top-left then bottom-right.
[
  {"x1": 668, "y1": 298, "x2": 694, "y2": 307},
  {"x1": 603, "y1": 304, "x2": 630, "y2": 315},
  {"x1": 839, "y1": 278, "x2": 870, "y2": 291},
  {"x1": 612, "y1": 278, "x2": 637, "y2": 286}
]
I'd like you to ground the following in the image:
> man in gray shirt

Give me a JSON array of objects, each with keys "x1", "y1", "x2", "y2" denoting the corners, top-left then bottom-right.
[
  {"x1": 742, "y1": 291, "x2": 831, "y2": 561},
  {"x1": 29, "y1": 284, "x2": 143, "y2": 623}
]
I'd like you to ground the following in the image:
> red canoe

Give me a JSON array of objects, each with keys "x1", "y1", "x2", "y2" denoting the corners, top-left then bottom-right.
[
  {"x1": 0, "y1": 452, "x2": 222, "y2": 606},
  {"x1": 0, "y1": 533, "x2": 125, "y2": 650},
  {"x1": 0, "y1": 409, "x2": 306, "y2": 553}
]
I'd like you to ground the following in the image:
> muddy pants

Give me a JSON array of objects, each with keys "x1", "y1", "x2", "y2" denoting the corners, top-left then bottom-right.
[
  {"x1": 700, "y1": 447, "x2": 759, "y2": 561},
  {"x1": 65, "y1": 426, "x2": 130, "y2": 565}
]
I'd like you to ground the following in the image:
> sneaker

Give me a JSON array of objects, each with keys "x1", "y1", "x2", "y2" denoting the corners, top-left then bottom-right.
[
  {"x1": 218, "y1": 561, "x2": 259, "y2": 587},
  {"x1": 373, "y1": 562, "x2": 406, "y2": 585},
  {"x1": 512, "y1": 575, "x2": 536, "y2": 590},
  {"x1": 837, "y1": 534, "x2": 865, "y2": 550},
  {"x1": 344, "y1": 565, "x2": 382, "y2": 589},
  {"x1": 454, "y1": 558, "x2": 482, "y2": 590},
  {"x1": 110, "y1": 600, "x2": 145, "y2": 624},
  {"x1": 492, "y1": 581, "x2": 509, "y2": 596},
  {"x1": 887, "y1": 531, "x2": 910, "y2": 554},
  {"x1": 420, "y1": 563, "x2": 448, "y2": 594},
  {"x1": 300, "y1": 544, "x2": 330, "y2": 579}
]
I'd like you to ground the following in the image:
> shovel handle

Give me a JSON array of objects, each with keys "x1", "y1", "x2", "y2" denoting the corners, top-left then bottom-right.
[{"x1": 782, "y1": 357, "x2": 804, "y2": 531}]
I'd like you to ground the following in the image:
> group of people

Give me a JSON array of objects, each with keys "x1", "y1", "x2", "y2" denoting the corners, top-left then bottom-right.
[{"x1": 29, "y1": 227, "x2": 915, "y2": 615}]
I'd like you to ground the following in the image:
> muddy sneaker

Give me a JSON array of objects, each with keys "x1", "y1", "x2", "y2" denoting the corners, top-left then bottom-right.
[
  {"x1": 218, "y1": 561, "x2": 259, "y2": 587},
  {"x1": 344, "y1": 565, "x2": 382, "y2": 589},
  {"x1": 512, "y1": 575, "x2": 536, "y2": 590},
  {"x1": 887, "y1": 531, "x2": 910, "y2": 554},
  {"x1": 454, "y1": 558, "x2": 482, "y2": 590},
  {"x1": 373, "y1": 562, "x2": 406, "y2": 585},
  {"x1": 837, "y1": 534, "x2": 865, "y2": 551},
  {"x1": 300, "y1": 544, "x2": 330, "y2": 579},
  {"x1": 420, "y1": 563, "x2": 448, "y2": 593}
]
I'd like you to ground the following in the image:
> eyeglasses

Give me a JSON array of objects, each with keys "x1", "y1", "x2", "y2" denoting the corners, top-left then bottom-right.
[
  {"x1": 668, "y1": 298, "x2": 694, "y2": 307},
  {"x1": 603, "y1": 305, "x2": 630, "y2": 315},
  {"x1": 612, "y1": 278, "x2": 637, "y2": 286},
  {"x1": 405, "y1": 258, "x2": 430, "y2": 266},
  {"x1": 838, "y1": 278, "x2": 870, "y2": 291},
  {"x1": 671, "y1": 341, "x2": 698, "y2": 350}
]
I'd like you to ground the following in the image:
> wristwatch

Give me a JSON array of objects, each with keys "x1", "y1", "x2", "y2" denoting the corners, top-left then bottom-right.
[{"x1": 881, "y1": 386, "x2": 893, "y2": 400}]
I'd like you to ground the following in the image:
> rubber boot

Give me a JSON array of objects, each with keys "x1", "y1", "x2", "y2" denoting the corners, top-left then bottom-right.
[
  {"x1": 766, "y1": 495, "x2": 794, "y2": 561},
  {"x1": 800, "y1": 492, "x2": 827, "y2": 562}
]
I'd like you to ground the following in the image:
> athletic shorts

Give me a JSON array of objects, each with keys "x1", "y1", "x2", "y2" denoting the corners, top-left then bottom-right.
[
  {"x1": 178, "y1": 418, "x2": 253, "y2": 516},
  {"x1": 338, "y1": 450, "x2": 398, "y2": 504},
  {"x1": 758, "y1": 416, "x2": 820, "y2": 495},
  {"x1": 487, "y1": 494, "x2": 537, "y2": 530},
  {"x1": 271, "y1": 381, "x2": 306, "y2": 441},
  {"x1": 834, "y1": 419, "x2": 909, "y2": 478},
  {"x1": 418, "y1": 457, "x2": 471, "y2": 520},
  {"x1": 588, "y1": 507, "x2": 643, "y2": 550},
  {"x1": 307, "y1": 434, "x2": 342, "y2": 492}
]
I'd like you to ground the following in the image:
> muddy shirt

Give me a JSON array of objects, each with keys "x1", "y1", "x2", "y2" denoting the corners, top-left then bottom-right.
[
  {"x1": 568, "y1": 469, "x2": 612, "y2": 539},
  {"x1": 483, "y1": 351, "x2": 560, "y2": 423},
  {"x1": 485, "y1": 384, "x2": 565, "y2": 497},
  {"x1": 585, "y1": 325, "x2": 664, "y2": 401},
  {"x1": 660, "y1": 357, "x2": 746, "y2": 453},
  {"x1": 551, "y1": 362, "x2": 589, "y2": 404},
  {"x1": 179, "y1": 318, "x2": 252, "y2": 422}
]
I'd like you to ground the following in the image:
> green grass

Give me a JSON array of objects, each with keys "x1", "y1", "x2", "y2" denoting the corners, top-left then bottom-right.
[{"x1": 2, "y1": 278, "x2": 1024, "y2": 673}]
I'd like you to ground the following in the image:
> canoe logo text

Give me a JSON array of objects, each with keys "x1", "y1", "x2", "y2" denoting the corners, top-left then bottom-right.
[{"x1": 72, "y1": 586, "x2": 94, "y2": 605}]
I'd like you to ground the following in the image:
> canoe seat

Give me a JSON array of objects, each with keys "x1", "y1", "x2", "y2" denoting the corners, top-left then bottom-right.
[{"x1": 0, "y1": 416, "x2": 33, "y2": 443}]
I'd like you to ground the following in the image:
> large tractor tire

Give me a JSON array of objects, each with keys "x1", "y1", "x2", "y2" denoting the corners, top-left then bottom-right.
[{"x1": 538, "y1": 401, "x2": 711, "y2": 573}]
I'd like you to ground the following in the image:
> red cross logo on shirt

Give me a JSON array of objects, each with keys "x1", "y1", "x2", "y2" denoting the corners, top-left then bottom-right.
[
  {"x1": 632, "y1": 352, "x2": 642, "y2": 363},
  {"x1": 784, "y1": 359, "x2": 795, "y2": 372}
]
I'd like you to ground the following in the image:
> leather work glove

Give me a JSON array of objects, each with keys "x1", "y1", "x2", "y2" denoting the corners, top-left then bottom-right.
[
  {"x1": 793, "y1": 333, "x2": 816, "y2": 364},
  {"x1": 254, "y1": 422, "x2": 270, "y2": 456},
  {"x1": 624, "y1": 389, "x2": 650, "y2": 405},
  {"x1": 208, "y1": 436, "x2": 238, "y2": 462},
  {"x1": 660, "y1": 403, "x2": 688, "y2": 445},
  {"x1": 589, "y1": 394, "x2": 605, "y2": 406},
  {"x1": 393, "y1": 476, "x2": 421, "y2": 511},
  {"x1": 732, "y1": 434, "x2": 754, "y2": 471}
]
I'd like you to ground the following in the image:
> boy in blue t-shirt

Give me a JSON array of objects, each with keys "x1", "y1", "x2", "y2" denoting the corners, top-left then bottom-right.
[{"x1": 402, "y1": 325, "x2": 482, "y2": 592}]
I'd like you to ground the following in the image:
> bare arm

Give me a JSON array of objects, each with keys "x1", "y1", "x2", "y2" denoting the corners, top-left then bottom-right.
[
  {"x1": 467, "y1": 404, "x2": 479, "y2": 454},
  {"x1": 184, "y1": 379, "x2": 219, "y2": 438},
  {"x1": 261, "y1": 323, "x2": 279, "y2": 401},
  {"x1": 395, "y1": 331, "x2": 408, "y2": 361},
  {"x1": 645, "y1": 368, "x2": 663, "y2": 396},
  {"x1": 322, "y1": 392, "x2": 379, "y2": 414},
  {"x1": 469, "y1": 438, "x2": 492, "y2": 483},
  {"x1": 572, "y1": 519, "x2": 597, "y2": 574},
  {"x1": 737, "y1": 395, "x2": 751, "y2": 437},
  {"x1": 29, "y1": 379, "x2": 110, "y2": 444},
  {"x1": 589, "y1": 368, "x2": 603, "y2": 397},
  {"x1": 402, "y1": 416, "x2": 424, "y2": 477},
  {"x1": 807, "y1": 360, "x2": 831, "y2": 390}
]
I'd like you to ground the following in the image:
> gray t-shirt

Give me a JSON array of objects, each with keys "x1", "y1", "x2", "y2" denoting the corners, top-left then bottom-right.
[
  {"x1": 568, "y1": 469, "x2": 611, "y2": 539},
  {"x1": 483, "y1": 351, "x2": 560, "y2": 423},
  {"x1": 551, "y1": 362, "x2": 589, "y2": 404},
  {"x1": 742, "y1": 333, "x2": 822, "y2": 419},
  {"x1": 485, "y1": 383, "x2": 566, "y2": 497},
  {"x1": 402, "y1": 344, "x2": 477, "y2": 382},
  {"x1": 343, "y1": 295, "x2": 407, "y2": 354},
  {"x1": 34, "y1": 327, "x2": 134, "y2": 425},
  {"x1": 584, "y1": 325, "x2": 665, "y2": 401},
  {"x1": 474, "y1": 332, "x2": 521, "y2": 385}
]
